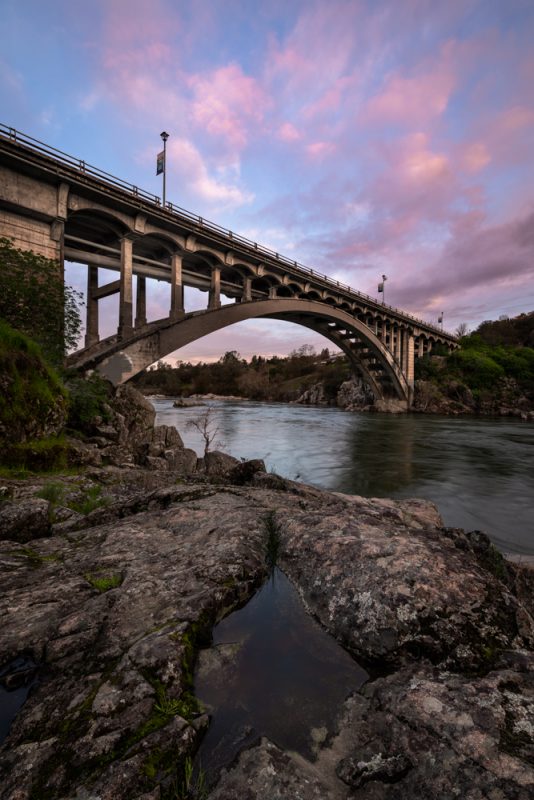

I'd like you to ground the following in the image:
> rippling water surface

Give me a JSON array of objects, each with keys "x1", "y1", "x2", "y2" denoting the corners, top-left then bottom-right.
[{"x1": 153, "y1": 398, "x2": 534, "y2": 555}]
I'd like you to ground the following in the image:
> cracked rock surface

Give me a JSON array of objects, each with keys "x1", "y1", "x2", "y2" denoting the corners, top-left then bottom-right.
[{"x1": 1, "y1": 469, "x2": 533, "y2": 799}]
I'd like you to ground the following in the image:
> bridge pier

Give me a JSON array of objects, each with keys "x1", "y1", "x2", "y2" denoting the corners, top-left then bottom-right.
[
  {"x1": 208, "y1": 266, "x2": 221, "y2": 309},
  {"x1": 170, "y1": 253, "x2": 184, "y2": 318},
  {"x1": 135, "y1": 277, "x2": 147, "y2": 327},
  {"x1": 118, "y1": 236, "x2": 133, "y2": 339},
  {"x1": 85, "y1": 266, "x2": 99, "y2": 346},
  {"x1": 406, "y1": 333, "x2": 415, "y2": 387}
]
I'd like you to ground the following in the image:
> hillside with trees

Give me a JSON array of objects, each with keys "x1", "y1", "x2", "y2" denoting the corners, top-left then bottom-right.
[{"x1": 414, "y1": 312, "x2": 534, "y2": 417}]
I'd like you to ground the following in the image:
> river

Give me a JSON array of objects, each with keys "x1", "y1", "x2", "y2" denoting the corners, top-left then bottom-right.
[{"x1": 153, "y1": 398, "x2": 534, "y2": 557}]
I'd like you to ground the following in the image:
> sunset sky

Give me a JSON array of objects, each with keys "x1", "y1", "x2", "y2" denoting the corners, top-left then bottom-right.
[{"x1": 2, "y1": 0, "x2": 533, "y2": 361}]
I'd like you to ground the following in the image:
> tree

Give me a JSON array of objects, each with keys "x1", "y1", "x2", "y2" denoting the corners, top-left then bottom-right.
[
  {"x1": 0, "y1": 237, "x2": 82, "y2": 364},
  {"x1": 186, "y1": 407, "x2": 221, "y2": 457},
  {"x1": 455, "y1": 323, "x2": 469, "y2": 338}
]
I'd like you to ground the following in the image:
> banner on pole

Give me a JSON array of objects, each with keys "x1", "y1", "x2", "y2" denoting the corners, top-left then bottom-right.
[
  {"x1": 156, "y1": 150, "x2": 165, "y2": 175},
  {"x1": 378, "y1": 282, "x2": 384, "y2": 293}
]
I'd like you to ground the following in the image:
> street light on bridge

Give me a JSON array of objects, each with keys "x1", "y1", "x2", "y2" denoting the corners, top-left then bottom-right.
[
  {"x1": 378, "y1": 274, "x2": 387, "y2": 305},
  {"x1": 157, "y1": 131, "x2": 169, "y2": 207}
]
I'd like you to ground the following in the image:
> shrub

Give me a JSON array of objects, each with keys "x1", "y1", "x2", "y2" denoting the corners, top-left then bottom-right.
[
  {"x1": 448, "y1": 349, "x2": 505, "y2": 389},
  {"x1": 65, "y1": 372, "x2": 112, "y2": 433},
  {"x1": 0, "y1": 321, "x2": 68, "y2": 450},
  {"x1": 0, "y1": 237, "x2": 82, "y2": 364}
]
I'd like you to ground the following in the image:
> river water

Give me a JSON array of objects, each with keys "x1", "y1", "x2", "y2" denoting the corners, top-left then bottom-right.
[{"x1": 153, "y1": 399, "x2": 534, "y2": 556}]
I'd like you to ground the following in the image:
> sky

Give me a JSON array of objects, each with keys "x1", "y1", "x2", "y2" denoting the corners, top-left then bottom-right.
[{"x1": 1, "y1": 0, "x2": 534, "y2": 362}]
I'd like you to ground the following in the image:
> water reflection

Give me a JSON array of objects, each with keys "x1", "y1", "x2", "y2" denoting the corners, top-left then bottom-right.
[
  {"x1": 153, "y1": 399, "x2": 534, "y2": 555},
  {"x1": 194, "y1": 568, "x2": 367, "y2": 784}
]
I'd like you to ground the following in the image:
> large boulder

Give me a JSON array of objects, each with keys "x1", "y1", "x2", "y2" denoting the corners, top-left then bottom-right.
[
  {"x1": 337, "y1": 378, "x2": 375, "y2": 411},
  {"x1": 0, "y1": 498, "x2": 50, "y2": 542}
]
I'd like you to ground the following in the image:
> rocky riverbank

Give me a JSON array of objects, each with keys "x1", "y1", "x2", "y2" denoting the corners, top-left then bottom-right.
[{"x1": 1, "y1": 386, "x2": 533, "y2": 799}]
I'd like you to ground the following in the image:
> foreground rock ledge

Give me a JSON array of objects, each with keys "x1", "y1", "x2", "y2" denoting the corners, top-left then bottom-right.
[{"x1": 1, "y1": 472, "x2": 533, "y2": 800}]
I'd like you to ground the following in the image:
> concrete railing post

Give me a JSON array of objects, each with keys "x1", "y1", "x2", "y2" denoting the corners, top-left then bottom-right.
[
  {"x1": 208, "y1": 265, "x2": 221, "y2": 309},
  {"x1": 118, "y1": 237, "x2": 133, "y2": 339},
  {"x1": 135, "y1": 276, "x2": 147, "y2": 327},
  {"x1": 170, "y1": 253, "x2": 184, "y2": 318},
  {"x1": 85, "y1": 265, "x2": 99, "y2": 346}
]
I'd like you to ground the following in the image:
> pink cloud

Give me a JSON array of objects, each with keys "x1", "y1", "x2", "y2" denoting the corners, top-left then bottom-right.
[
  {"x1": 306, "y1": 141, "x2": 335, "y2": 160},
  {"x1": 363, "y1": 44, "x2": 456, "y2": 127},
  {"x1": 277, "y1": 122, "x2": 301, "y2": 142},
  {"x1": 188, "y1": 64, "x2": 270, "y2": 150},
  {"x1": 168, "y1": 138, "x2": 254, "y2": 207}
]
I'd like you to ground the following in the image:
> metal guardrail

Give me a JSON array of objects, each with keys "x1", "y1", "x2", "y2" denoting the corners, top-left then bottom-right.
[{"x1": 0, "y1": 123, "x2": 454, "y2": 338}]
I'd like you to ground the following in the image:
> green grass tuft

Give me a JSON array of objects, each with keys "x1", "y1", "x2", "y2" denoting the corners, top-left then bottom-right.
[{"x1": 84, "y1": 572, "x2": 123, "y2": 592}]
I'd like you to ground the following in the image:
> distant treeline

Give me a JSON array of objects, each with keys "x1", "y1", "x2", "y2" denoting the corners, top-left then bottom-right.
[{"x1": 132, "y1": 345, "x2": 352, "y2": 402}]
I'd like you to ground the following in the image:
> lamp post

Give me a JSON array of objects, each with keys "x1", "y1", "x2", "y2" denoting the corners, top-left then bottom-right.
[
  {"x1": 438, "y1": 312, "x2": 444, "y2": 330},
  {"x1": 378, "y1": 274, "x2": 388, "y2": 305},
  {"x1": 159, "y1": 131, "x2": 169, "y2": 207}
]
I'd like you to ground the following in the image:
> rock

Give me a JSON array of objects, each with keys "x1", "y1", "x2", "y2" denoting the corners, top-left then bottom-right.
[
  {"x1": 227, "y1": 459, "x2": 266, "y2": 485},
  {"x1": 294, "y1": 382, "x2": 330, "y2": 406},
  {"x1": 147, "y1": 424, "x2": 184, "y2": 455},
  {"x1": 278, "y1": 493, "x2": 533, "y2": 671},
  {"x1": 0, "y1": 498, "x2": 50, "y2": 542},
  {"x1": 209, "y1": 738, "x2": 332, "y2": 799},
  {"x1": 1, "y1": 477, "x2": 534, "y2": 799},
  {"x1": 337, "y1": 378, "x2": 375, "y2": 411},
  {"x1": 66, "y1": 437, "x2": 102, "y2": 467},
  {"x1": 113, "y1": 384, "x2": 156, "y2": 446},
  {"x1": 204, "y1": 451, "x2": 241, "y2": 478},
  {"x1": 162, "y1": 447, "x2": 198, "y2": 474},
  {"x1": 333, "y1": 658, "x2": 534, "y2": 798}
]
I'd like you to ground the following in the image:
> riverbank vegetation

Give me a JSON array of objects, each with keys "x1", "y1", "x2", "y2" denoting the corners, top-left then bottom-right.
[
  {"x1": 415, "y1": 313, "x2": 534, "y2": 415},
  {"x1": 132, "y1": 345, "x2": 352, "y2": 403}
]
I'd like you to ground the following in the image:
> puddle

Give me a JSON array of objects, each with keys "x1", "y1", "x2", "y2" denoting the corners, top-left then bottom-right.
[
  {"x1": 0, "y1": 656, "x2": 39, "y2": 744},
  {"x1": 195, "y1": 567, "x2": 367, "y2": 782}
]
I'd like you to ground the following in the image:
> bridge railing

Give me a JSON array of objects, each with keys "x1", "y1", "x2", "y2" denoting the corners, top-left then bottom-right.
[{"x1": 1, "y1": 123, "x2": 453, "y2": 339}]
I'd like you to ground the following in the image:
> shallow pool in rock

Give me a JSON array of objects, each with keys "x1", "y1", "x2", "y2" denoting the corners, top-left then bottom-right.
[
  {"x1": 0, "y1": 656, "x2": 39, "y2": 745},
  {"x1": 194, "y1": 568, "x2": 368, "y2": 783}
]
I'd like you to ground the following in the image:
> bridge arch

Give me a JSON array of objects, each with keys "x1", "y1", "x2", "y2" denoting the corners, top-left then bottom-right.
[
  {"x1": 65, "y1": 207, "x2": 131, "y2": 245},
  {"x1": 71, "y1": 299, "x2": 411, "y2": 405}
]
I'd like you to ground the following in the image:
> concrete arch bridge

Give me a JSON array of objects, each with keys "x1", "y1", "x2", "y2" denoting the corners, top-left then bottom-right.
[{"x1": 0, "y1": 125, "x2": 457, "y2": 410}]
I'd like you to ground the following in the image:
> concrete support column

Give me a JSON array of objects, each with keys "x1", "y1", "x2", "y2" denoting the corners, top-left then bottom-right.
[
  {"x1": 418, "y1": 337, "x2": 424, "y2": 358},
  {"x1": 406, "y1": 334, "x2": 415, "y2": 388},
  {"x1": 242, "y1": 276, "x2": 252, "y2": 302},
  {"x1": 135, "y1": 276, "x2": 147, "y2": 328},
  {"x1": 208, "y1": 265, "x2": 221, "y2": 309},
  {"x1": 85, "y1": 265, "x2": 99, "y2": 347},
  {"x1": 170, "y1": 253, "x2": 184, "y2": 318},
  {"x1": 401, "y1": 329, "x2": 409, "y2": 374},
  {"x1": 394, "y1": 328, "x2": 401, "y2": 363},
  {"x1": 381, "y1": 320, "x2": 387, "y2": 346},
  {"x1": 119, "y1": 237, "x2": 133, "y2": 339},
  {"x1": 269, "y1": 286, "x2": 277, "y2": 299}
]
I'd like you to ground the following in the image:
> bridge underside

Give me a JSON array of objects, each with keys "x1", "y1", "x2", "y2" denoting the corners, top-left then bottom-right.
[{"x1": 69, "y1": 299, "x2": 412, "y2": 408}]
